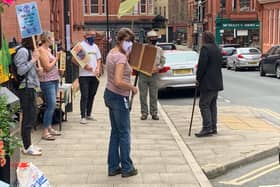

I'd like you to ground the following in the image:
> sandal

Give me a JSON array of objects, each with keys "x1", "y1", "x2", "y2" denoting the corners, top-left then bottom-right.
[
  {"x1": 49, "y1": 129, "x2": 61, "y2": 136},
  {"x1": 42, "y1": 133, "x2": 56, "y2": 141}
]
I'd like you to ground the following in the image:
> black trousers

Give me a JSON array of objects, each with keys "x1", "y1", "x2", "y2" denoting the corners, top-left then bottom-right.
[
  {"x1": 18, "y1": 88, "x2": 37, "y2": 149},
  {"x1": 79, "y1": 76, "x2": 99, "y2": 118},
  {"x1": 199, "y1": 91, "x2": 218, "y2": 130}
]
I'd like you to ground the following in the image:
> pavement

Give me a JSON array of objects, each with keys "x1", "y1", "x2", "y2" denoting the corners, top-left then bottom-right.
[
  {"x1": 21, "y1": 75, "x2": 211, "y2": 187},
  {"x1": 20, "y1": 67, "x2": 280, "y2": 186}
]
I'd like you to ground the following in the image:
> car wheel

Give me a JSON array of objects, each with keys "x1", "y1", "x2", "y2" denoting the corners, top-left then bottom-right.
[
  {"x1": 276, "y1": 65, "x2": 280, "y2": 79},
  {"x1": 226, "y1": 64, "x2": 230, "y2": 70},
  {"x1": 259, "y1": 64, "x2": 265, "y2": 77}
]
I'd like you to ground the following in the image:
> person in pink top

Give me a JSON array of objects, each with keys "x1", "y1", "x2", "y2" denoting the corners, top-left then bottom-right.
[
  {"x1": 104, "y1": 28, "x2": 138, "y2": 178},
  {"x1": 38, "y1": 31, "x2": 61, "y2": 141}
]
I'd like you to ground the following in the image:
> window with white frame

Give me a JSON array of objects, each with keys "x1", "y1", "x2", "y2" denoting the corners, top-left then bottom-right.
[
  {"x1": 148, "y1": 0, "x2": 154, "y2": 15},
  {"x1": 155, "y1": 7, "x2": 157, "y2": 15},
  {"x1": 84, "y1": 0, "x2": 88, "y2": 15},
  {"x1": 141, "y1": 0, "x2": 146, "y2": 14},
  {"x1": 90, "y1": 0, "x2": 99, "y2": 14},
  {"x1": 164, "y1": 6, "x2": 166, "y2": 18},
  {"x1": 102, "y1": 0, "x2": 106, "y2": 14},
  {"x1": 240, "y1": 0, "x2": 250, "y2": 12},
  {"x1": 134, "y1": 3, "x2": 139, "y2": 14},
  {"x1": 232, "y1": 0, "x2": 237, "y2": 11}
]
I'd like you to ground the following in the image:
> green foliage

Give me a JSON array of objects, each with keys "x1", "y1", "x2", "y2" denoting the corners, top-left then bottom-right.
[{"x1": 0, "y1": 95, "x2": 22, "y2": 156}]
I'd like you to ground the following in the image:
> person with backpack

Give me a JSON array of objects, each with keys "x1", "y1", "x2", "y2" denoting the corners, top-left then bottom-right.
[
  {"x1": 38, "y1": 31, "x2": 61, "y2": 141},
  {"x1": 14, "y1": 37, "x2": 42, "y2": 156}
]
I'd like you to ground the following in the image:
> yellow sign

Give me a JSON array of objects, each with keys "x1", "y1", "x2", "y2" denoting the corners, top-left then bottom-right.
[
  {"x1": 59, "y1": 51, "x2": 66, "y2": 71},
  {"x1": 0, "y1": 65, "x2": 9, "y2": 84}
]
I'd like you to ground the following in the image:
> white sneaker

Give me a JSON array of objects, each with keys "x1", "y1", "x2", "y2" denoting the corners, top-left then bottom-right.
[
  {"x1": 32, "y1": 145, "x2": 42, "y2": 152},
  {"x1": 86, "y1": 116, "x2": 97, "y2": 121},
  {"x1": 22, "y1": 145, "x2": 42, "y2": 156},
  {"x1": 80, "y1": 118, "x2": 87, "y2": 124}
]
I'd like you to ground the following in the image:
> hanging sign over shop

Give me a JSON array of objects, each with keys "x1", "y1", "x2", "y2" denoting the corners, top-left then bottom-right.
[{"x1": 16, "y1": 2, "x2": 42, "y2": 38}]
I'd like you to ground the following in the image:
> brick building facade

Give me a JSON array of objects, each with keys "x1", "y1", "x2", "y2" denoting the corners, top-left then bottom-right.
[
  {"x1": 188, "y1": 0, "x2": 260, "y2": 50},
  {"x1": 258, "y1": 0, "x2": 280, "y2": 53}
]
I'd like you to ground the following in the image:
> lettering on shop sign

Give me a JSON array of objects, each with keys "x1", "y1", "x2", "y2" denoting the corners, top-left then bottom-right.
[
  {"x1": 16, "y1": 2, "x2": 42, "y2": 38},
  {"x1": 222, "y1": 23, "x2": 260, "y2": 29}
]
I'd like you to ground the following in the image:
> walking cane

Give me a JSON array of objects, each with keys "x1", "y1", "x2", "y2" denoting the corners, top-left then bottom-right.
[
  {"x1": 188, "y1": 85, "x2": 198, "y2": 136},
  {"x1": 129, "y1": 71, "x2": 138, "y2": 111}
]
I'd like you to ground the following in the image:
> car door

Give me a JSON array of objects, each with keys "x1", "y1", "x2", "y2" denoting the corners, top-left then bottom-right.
[
  {"x1": 228, "y1": 49, "x2": 237, "y2": 67},
  {"x1": 272, "y1": 47, "x2": 280, "y2": 74},
  {"x1": 262, "y1": 47, "x2": 276, "y2": 73},
  {"x1": 267, "y1": 47, "x2": 279, "y2": 73}
]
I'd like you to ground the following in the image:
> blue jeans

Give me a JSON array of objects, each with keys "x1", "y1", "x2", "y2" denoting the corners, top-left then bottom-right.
[
  {"x1": 40, "y1": 80, "x2": 58, "y2": 128},
  {"x1": 104, "y1": 88, "x2": 134, "y2": 174}
]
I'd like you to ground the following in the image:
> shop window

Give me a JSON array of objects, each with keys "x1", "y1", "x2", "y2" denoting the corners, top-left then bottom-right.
[
  {"x1": 141, "y1": 0, "x2": 146, "y2": 14},
  {"x1": 240, "y1": 0, "x2": 250, "y2": 12},
  {"x1": 90, "y1": 0, "x2": 98, "y2": 14}
]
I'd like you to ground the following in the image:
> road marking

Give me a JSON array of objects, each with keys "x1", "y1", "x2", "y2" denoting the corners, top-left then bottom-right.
[
  {"x1": 260, "y1": 109, "x2": 280, "y2": 121},
  {"x1": 259, "y1": 185, "x2": 280, "y2": 187},
  {"x1": 224, "y1": 99, "x2": 231, "y2": 103},
  {"x1": 219, "y1": 162, "x2": 280, "y2": 186}
]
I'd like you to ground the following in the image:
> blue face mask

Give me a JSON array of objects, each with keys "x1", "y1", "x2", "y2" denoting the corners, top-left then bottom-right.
[{"x1": 86, "y1": 37, "x2": 95, "y2": 45}]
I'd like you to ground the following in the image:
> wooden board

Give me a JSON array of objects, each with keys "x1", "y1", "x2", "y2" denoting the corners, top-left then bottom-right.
[
  {"x1": 59, "y1": 51, "x2": 66, "y2": 71},
  {"x1": 139, "y1": 44, "x2": 157, "y2": 76},
  {"x1": 129, "y1": 43, "x2": 158, "y2": 76},
  {"x1": 129, "y1": 43, "x2": 144, "y2": 70}
]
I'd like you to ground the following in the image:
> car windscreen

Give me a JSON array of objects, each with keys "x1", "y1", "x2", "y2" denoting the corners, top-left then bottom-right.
[
  {"x1": 165, "y1": 52, "x2": 198, "y2": 64},
  {"x1": 238, "y1": 48, "x2": 260, "y2": 55},
  {"x1": 222, "y1": 48, "x2": 235, "y2": 55}
]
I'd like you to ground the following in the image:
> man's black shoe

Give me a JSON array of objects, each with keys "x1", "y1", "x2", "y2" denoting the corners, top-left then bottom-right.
[
  {"x1": 152, "y1": 115, "x2": 159, "y2": 120},
  {"x1": 211, "y1": 129, "x2": 217, "y2": 134},
  {"x1": 141, "y1": 115, "x2": 147, "y2": 120},
  {"x1": 108, "y1": 167, "x2": 122, "y2": 176},
  {"x1": 121, "y1": 168, "x2": 138, "y2": 178},
  {"x1": 195, "y1": 129, "x2": 213, "y2": 137}
]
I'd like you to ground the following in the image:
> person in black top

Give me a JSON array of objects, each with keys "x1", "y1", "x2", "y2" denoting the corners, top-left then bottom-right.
[{"x1": 195, "y1": 31, "x2": 224, "y2": 137}]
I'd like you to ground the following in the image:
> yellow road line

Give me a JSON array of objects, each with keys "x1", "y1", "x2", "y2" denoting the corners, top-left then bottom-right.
[
  {"x1": 219, "y1": 162, "x2": 280, "y2": 186},
  {"x1": 258, "y1": 108, "x2": 280, "y2": 121}
]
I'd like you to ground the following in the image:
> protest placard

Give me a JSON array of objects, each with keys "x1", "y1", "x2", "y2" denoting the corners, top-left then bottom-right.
[
  {"x1": 71, "y1": 43, "x2": 89, "y2": 68},
  {"x1": 16, "y1": 2, "x2": 42, "y2": 39},
  {"x1": 129, "y1": 43, "x2": 158, "y2": 76},
  {"x1": 59, "y1": 51, "x2": 66, "y2": 71}
]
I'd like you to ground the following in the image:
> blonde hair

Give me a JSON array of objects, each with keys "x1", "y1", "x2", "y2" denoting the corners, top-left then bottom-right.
[{"x1": 39, "y1": 31, "x2": 53, "y2": 44}]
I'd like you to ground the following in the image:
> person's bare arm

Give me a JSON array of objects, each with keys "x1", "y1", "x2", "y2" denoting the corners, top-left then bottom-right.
[{"x1": 114, "y1": 63, "x2": 137, "y2": 94}]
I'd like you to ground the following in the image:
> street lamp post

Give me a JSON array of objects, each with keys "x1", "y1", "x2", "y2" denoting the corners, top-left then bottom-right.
[{"x1": 106, "y1": 0, "x2": 110, "y2": 55}]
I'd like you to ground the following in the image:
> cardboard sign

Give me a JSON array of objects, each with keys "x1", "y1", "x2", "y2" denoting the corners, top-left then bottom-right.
[
  {"x1": 59, "y1": 51, "x2": 66, "y2": 71},
  {"x1": 16, "y1": 2, "x2": 42, "y2": 38},
  {"x1": 129, "y1": 43, "x2": 145, "y2": 71},
  {"x1": 71, "y1": 43, "x2": 89, "y2": 68},
  {"x1": 129, "y1": 43, "x2": 158, "y2": 76}
]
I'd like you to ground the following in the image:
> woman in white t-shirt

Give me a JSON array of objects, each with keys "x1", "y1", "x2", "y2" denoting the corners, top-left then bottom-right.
[{"x1": 77, "y1": 31, "x2": 102, "y2": 124}]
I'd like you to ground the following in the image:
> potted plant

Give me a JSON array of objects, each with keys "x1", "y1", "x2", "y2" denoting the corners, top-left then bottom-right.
[{"x1": 0, "y1": 94, "x2": 21, "y2": 185}]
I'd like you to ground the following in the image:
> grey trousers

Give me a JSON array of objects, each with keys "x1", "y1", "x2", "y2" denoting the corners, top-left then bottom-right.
[
  {"x1": 199, "y1": 91, "x2": 218, "y2": 130},
  {"x1": 138, "y1": 72, "x2": 158, "y2": 116}
]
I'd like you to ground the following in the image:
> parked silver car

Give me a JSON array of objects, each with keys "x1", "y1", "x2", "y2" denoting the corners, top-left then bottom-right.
[
  {"x1": 157, "y1": 50, "x2": 198, "y2": 90},
  {"x1": 227, "y1": 47, "x2": 262, "y2": 70}
]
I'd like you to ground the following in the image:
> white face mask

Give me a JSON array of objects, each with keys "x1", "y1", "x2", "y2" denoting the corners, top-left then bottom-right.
[{"x1": 122, "y1": 41, "x2": 133, "y2": 54}]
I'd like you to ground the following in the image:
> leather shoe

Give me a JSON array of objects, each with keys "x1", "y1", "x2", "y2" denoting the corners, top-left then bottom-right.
[
  {"x1": 141, "y1": 115, "x2": 147, "y2": 120},
  {"x1": 108, "y1": 167, "x2": 122, "y2": 176},
  {"x1": 211, "y1": 129, "x2": 217, "y2": 134},
  {"x1": 195, "y1": 129, "x2": 212, "y2": 137},
  {"x1": 122, "y1": 168, "x2": 138, "y2": 178},
  {"x1": 152, "y1": 115, "x2": 159, "y2": 120}
]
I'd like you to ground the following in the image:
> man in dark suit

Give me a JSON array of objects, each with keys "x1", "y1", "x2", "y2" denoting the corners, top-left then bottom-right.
[{"x1": 195, "y1": 31, "x2": 224, "y2": 137}]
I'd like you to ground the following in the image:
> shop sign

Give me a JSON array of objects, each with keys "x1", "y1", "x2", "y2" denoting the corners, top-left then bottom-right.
[{"x1": 222, "y1": 22, "x2": 259, "y2": 29}]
